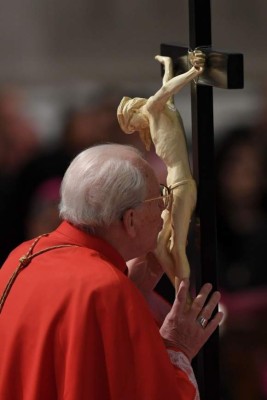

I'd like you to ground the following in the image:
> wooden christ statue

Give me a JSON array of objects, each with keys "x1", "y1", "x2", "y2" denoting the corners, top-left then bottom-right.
[{"x1": 117, "y1": 51, "x2": 205, "y2": 293}]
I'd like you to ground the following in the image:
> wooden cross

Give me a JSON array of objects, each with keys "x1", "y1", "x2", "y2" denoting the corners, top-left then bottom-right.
[{"x1": 160, "y1": 1, "x2": 244, "y2": 399}]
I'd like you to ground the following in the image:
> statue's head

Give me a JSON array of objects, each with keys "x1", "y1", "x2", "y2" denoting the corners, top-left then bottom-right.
[{"x1": 117, "y1": 96, "x2": 147, "y2": 134}]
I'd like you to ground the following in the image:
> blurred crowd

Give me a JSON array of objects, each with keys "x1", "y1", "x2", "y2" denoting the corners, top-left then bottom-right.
[
  {"x1": 215, "y1": 103, "x2": 267, "y2": 398},
  {"x1": 0, "y1": 84, "x2": 267, "y2": 399}
]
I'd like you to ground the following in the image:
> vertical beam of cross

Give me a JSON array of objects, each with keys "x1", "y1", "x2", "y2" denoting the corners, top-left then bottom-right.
[
  {"x1": 188, "y1": 1, "x2": 219, "y2": 399},
  {"x1": 160, "y1": 1, "x2": 244, "y2": 398}
]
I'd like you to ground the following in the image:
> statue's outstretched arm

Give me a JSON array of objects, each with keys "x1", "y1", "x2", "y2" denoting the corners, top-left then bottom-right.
[{"x1": 146, "y1": 54, "x2": 204, "y2": 113}]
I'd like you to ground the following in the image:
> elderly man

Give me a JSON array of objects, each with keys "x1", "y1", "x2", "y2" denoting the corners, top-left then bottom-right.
[{"x1": 0, "y1": 143, "x2": 222, "y2": 400}]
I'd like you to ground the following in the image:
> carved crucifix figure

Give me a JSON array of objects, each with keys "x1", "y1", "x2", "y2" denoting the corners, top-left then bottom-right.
[
  {"x1": 118, "y1": 52, "x2": 204, "y2": 291},
  {"x1": 118, "y1": 2, "x2": 244, "y2": 398}
]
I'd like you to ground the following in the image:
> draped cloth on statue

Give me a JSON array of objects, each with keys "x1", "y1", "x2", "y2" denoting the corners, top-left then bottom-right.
[{"x1": 0, "y1": 221, "x2": 197, "y2": 400}]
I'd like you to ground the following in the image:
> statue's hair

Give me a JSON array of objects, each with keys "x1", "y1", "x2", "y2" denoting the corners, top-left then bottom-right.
[
  {"x1": 59, "y1": 143, "x2": 147, "y2": 231},
  {"x1": 117, "y1": 96, "x2": 147, "y2": 134}
]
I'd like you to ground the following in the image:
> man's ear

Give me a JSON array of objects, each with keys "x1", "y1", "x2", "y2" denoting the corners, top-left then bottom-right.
[{"x1": 121, "y1": 208, "x2": 137, "y2": 238}]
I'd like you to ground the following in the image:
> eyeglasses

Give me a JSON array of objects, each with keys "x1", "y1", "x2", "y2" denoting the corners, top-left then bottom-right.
[{"x1": 143, "y1": 184, "x2": 172, "y2": 209}]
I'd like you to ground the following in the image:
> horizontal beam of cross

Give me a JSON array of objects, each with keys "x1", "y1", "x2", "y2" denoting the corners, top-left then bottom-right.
[{"x1": 161, "y1": 43, "x2": 244, "y2": 89}]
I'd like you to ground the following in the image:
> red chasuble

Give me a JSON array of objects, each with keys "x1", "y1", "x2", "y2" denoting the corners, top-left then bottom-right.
[{"x1": 0, "y1": 221, "x2": 197, "y2": 399}]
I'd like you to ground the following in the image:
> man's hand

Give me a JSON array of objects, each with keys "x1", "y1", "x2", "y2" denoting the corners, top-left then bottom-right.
[
  {"x1": 160, "y1": 278, "x2": 224, "y2": 361},
  {"x1": 127, "y1": 253, "x2": 172, "y2": 325},
  {"x1": 127, "y1": 252, "x2": 164, "y2": 297}
]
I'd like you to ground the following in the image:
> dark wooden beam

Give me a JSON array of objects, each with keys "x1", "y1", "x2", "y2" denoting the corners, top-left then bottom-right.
[{"x1": 160, "y1": 1, "x2": 244, "y2": 398}]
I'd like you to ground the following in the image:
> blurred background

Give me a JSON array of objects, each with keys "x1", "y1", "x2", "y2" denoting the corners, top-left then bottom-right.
[{"x1": 0, "y1": 0, "x2": 267, "y2": 399}]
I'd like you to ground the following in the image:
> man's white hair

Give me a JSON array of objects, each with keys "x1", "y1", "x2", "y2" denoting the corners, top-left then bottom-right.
[{"x1": 59, "y1": 143, "x2": 147, "y2": 231}]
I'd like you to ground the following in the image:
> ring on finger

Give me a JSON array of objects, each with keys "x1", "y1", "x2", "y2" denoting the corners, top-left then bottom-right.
[{"x1": 197, "y1": 315, "x2": 208, "y2": 329}]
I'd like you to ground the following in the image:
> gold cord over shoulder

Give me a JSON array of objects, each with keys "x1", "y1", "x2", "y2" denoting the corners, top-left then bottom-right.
[{"x1": 0, "y1": 234, "x2": 80, "y2": 314}]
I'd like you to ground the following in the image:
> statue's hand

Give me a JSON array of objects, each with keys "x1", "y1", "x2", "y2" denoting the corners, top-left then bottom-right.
[{"x1": 189, "y1": 49, "x2": 205, "y2": 73}]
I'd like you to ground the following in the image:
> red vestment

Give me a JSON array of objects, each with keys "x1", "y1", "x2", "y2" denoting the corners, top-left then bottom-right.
[{"x1": 0, "y1": 221, "x2": 197, "y2": 399}]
